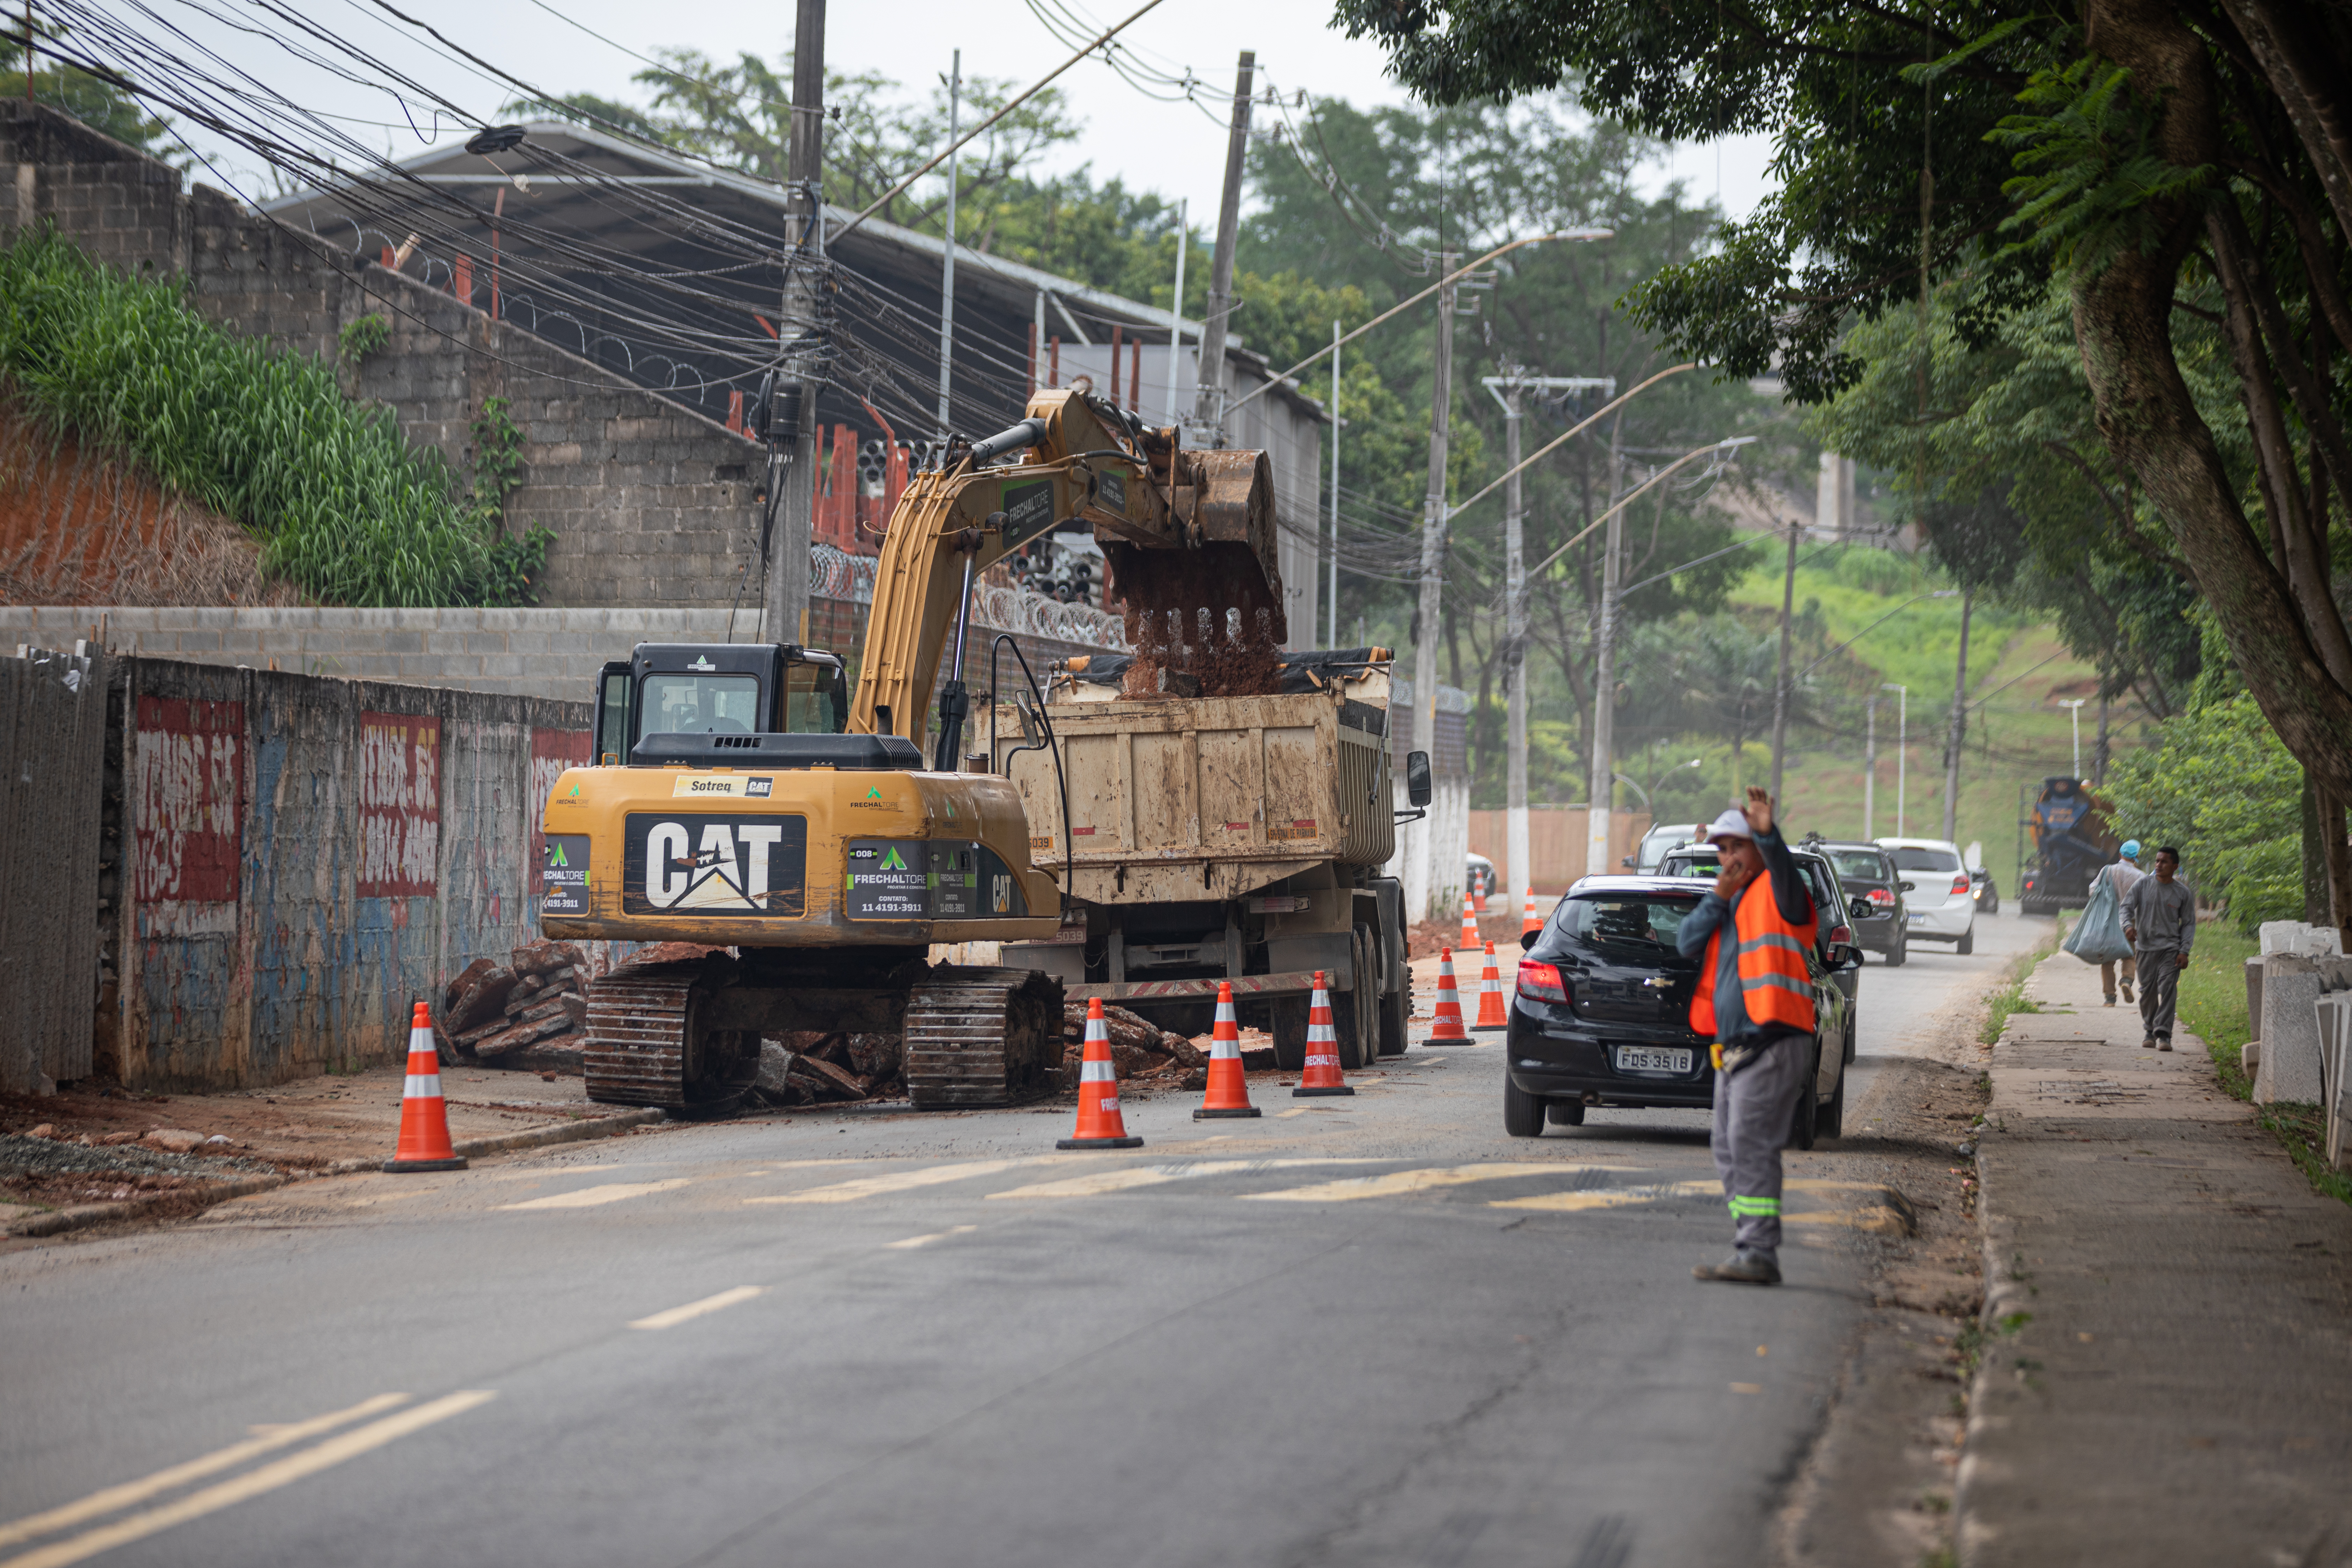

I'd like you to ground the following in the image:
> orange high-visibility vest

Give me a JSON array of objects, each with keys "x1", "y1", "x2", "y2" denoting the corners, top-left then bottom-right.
[{"x1": 1689, "y1": 875, "x2": 1818, "y2": 1037}]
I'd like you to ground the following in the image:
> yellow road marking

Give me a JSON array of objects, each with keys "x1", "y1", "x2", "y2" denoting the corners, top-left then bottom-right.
[
  {"x1": 988, "y1": 1158, "x2": 1376, "y2": 1201},
  {"x1": 743, "y1": 1156, "x2": 1073, "y2": 1205},
  {"x1": 1488, "y1": 1179, "x2": 1719, "y2": 1213},
  {"x1": 884, "y1": 1225, "x2": 979, "y2": 1250},
  {"x1": 0, "y1": 1395, "x2": 407, "y2": 1550},
  {"x1": 1242, "y1": 1162, "x2": 1643, "y2": 1203},
  {"x1": 498, "y1": 1179, "x2": 691, "y2": 1211},
  {"x1": 0, "y1": 1392, "x2": 494, "y2": 1568},
  {"x1": 628, "y1": 1286, "x2": 765, "y2": 1330}
]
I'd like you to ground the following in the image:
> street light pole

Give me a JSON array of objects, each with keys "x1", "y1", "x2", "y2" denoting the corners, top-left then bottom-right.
[
  {"x1": 1883, "y1": 683, "x2": 1908, "y2": 836},
  {"x1": 2061, "y1": 698, "x2": 2086, "y2": 778},
  {"x1": 1864, "y1": 695, "x2": 1878, "y2": 840}
]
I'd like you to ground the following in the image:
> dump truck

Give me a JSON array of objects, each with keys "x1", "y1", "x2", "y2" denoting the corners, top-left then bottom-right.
[
  {"x1": 2016, "y1": 775, "x2": 2119, "y2": 915},
  {"x1": 988, "y1": 648, "x2": 1429, "y2": 1070}
]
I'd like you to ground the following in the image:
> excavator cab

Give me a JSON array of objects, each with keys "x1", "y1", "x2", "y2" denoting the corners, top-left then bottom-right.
[{"x1": 591, "y1": 643, "x2": 850, "y2": 767}]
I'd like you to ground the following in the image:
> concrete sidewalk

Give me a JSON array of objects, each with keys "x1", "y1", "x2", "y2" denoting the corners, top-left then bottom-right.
[{"x1": 1957, "y1": 946, "x2": 2352, "y2": 1564}]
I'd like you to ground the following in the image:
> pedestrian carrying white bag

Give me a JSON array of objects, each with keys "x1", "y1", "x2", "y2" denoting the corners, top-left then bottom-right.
[{"x1": 2063, "y1": 868, "x2": 2134, "y2": 965}]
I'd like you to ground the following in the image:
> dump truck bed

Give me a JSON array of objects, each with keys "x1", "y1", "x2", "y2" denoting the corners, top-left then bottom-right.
[{"x1": 988, "y1": 687, "x2": 1394, "y2": 907}]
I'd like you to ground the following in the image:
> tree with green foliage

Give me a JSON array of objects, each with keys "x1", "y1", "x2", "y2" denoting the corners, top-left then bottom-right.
[
  {"x1": 1808, "y1": 279, "x2": 2203, "y2": 718},
  {"x1": 1244, "y1": 89, "x2": 1807, "y2": 798},
  {"x1": 2104, "y1": 693, "x2": 2301, "y2": 931},
  {"x1": 1335, "y1": 0, "x2": 2352, "y2": 929},
  {"x1": 0, "y1": 35, "x2": 178, "y2": 162}
]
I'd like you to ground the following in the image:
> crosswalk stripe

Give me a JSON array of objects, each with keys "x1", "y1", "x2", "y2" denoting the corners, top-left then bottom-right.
[
  {"x1": 987, "y1": 1158, "x2": 1374, "y2": 1201},
  {"x1": 1241, "y1": 1161, "x2": 1644, "y2": 1203},
  {"x1": 498, "y1": 1179, "x2": 691, "y2": 1211},
  {"x1": 628, "y1": 1286, "x2": 764, "y2": 1330},
  {"x1": 743, "y1": 1156, "x2": 1075, "y2": 1205},
  {"x1": 1488, "y1": 1180, "x2": 1720, "y2": 1213}
]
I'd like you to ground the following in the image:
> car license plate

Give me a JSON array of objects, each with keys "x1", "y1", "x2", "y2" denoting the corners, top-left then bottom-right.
[
  {"x1": 1909, "y1": 913, "x2": 1927, "y2": 923},
  {"x1": 1614, "y1": 1046, "x2": 1692, "y2": 1075}
]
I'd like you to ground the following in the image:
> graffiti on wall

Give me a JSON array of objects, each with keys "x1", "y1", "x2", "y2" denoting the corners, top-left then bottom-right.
[
  {"x1": 134, "y1": 695, "x2": 243, "y2": 937},
  {"x1": 528, "y1": 729, "x2": 592, "y2": 900},
  {"x1": 358, "y1": 710, "x2": 440, "y2": 897}
]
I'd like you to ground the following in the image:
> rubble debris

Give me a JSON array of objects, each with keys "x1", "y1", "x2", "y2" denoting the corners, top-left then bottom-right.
[
  {"x1": 142, "y1": 1129, "x2": 209, "y2": 1153},
  {"x1": 1056, "y1": 1002, "x2": 1200, "y2": 1088},
  {"x1": 438, "y1": 942, "x2": 595, "y2": 1071},
  {"x1": 747, "y1": 1030, "x2": 906, "y2": 1108}
]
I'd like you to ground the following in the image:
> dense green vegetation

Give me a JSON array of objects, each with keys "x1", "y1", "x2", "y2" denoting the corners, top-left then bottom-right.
[{"x1": 0, "y1": 230, "x2": 545, "y2": 606}]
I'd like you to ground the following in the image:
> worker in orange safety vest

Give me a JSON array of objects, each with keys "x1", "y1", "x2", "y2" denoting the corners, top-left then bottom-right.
[{"x1": 1675, "y1": 786, "x2": 1817, "y2": 1286}]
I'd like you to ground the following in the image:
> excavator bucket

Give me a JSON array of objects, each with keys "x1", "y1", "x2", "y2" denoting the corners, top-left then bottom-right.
[{"x1": 1101, "y1": 445, "x2": 1287, "y2": 699}]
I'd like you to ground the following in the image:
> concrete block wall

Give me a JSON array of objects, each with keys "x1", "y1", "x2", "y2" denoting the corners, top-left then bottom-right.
[
  {"x1": 2, "y1": 607, "x2": 1116, "y2": 705},
  {"x1": 107, "y1": 653, "x2": 610, "y2": 1091},
  {"x1": 0, "y1": 103, "x2": 763, "y2": 611}
]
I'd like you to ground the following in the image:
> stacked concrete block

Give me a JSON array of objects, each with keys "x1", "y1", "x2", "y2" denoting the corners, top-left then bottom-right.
[{"x1": 2258, "y1": 952, "x2": 2352, "y2": 1105}]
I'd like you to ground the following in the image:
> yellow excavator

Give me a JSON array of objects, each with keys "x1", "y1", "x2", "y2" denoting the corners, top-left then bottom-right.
[{"x1": 536, "y1": 385, "x2": 1284, "y2": 1112}]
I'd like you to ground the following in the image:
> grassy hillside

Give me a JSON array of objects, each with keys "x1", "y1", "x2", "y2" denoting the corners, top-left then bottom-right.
[{"x1": 1715, "y1": 548, "x2": 2131, "y2": 895}]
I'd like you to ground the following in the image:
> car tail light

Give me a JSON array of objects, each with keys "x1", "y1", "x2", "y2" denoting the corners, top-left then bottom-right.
[
  {"x1": 1516, "y1": 960, "x2": 1570, "y2": 1004},
  {"x1": 1829, "y1": 925, "x2": 1853, "y2": 946},
  {"x1": 1865, "y1": 887, "x2": 1895, "y2": 909},
  {"x1": 1951, "y1": 873, "x2": 1971, "y2": 895}
]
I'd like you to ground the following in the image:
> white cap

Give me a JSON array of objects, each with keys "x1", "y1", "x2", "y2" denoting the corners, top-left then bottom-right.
[{"x1": 1703, "y1": 807, "x2": 1754, "y2": 842}]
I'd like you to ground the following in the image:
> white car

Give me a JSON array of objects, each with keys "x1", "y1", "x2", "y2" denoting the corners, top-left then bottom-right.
[
  {"x1": 1630, "y1": 823, "x2": 1702, "y2": 874},
  {"x1": 1875, "y1": 837, "x2": 1977, "y2": 954}
]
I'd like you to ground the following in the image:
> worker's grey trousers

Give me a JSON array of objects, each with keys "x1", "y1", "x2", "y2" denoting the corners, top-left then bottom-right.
[
  {"x1": 2137, "y1": 947, "x2": 2182, "y2": 1039},
  {"x1": 1710, "y1": 1036, "x2": 1812, "y2": 1256}
]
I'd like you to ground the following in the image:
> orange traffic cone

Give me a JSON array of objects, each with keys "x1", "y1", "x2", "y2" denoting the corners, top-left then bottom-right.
[
  {"x1": 1293, "y1": 971, "x2": 1354, "y2": 1097},
  {"x1": 1521, "y1": 885, "x2": 1544, "y2": 937},
  {"x1": 1428, "y1": 948, "x2": 1471, "y2": 1043},
  {"x1": 1461, "y1": 891, "x2": 1482, "y2": 949},
  {"x1": 385, "y1": 1000, "x2": 467, "y2": 1172},
  {"x1": 1195, "y1": 980, "x2": 1261, "y2": 1119},
  {"x1": 1058, "y1": 999, "x2": 1143, "y2": 1149},
  {"x1": 1473, "y1": 940, "x2": 1508, "y2": 1031}
]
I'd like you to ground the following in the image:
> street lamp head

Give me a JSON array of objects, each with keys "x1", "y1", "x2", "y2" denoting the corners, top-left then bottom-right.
[{"x1": 1881, "y1": 682, "x2": 1905, "y2": 692}]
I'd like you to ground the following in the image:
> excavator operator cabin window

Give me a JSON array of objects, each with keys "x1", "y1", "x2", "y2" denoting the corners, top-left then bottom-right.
[
  {"x1": 778, "y1": 663, "x2": 840, "y2": 734},
  {"x1": 644, "y1": 673, "x2": 762, "y2": 734}
]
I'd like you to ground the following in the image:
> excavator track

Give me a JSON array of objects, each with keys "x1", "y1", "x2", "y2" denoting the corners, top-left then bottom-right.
[
  {"x1": 904, "y1": 968, "x2": 1065, "y2": 1109},
  {"x1": 582, "y1": 957, "x2": 750, "y2": 1113}
]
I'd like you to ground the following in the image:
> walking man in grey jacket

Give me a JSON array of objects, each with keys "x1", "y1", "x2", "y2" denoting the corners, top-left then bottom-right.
[{"x1": 2122, "y1": 846, "x2": 2195, "y2": 1050}]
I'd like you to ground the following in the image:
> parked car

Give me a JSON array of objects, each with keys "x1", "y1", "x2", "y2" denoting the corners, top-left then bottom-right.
[
  {"x1": 1801, "y1": 836, "x2": 1909, "y2": 965},
  {"x1": 1875, "y1": 837, "x2": 1978, "y2": 954},
  {"x1": 1970, "y1": 866, "x2": 2001, "y2": 914},
  {"x1": 1627, "y1": 822, "x2": 1702, "y2": 873},
  {"x1": 1506, "y1": 873, "x2": 1860, "y2": 1147}
]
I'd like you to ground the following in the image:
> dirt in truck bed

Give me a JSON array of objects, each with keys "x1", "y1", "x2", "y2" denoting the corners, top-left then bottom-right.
[{"x1": 1112, "y1": 543, "x2": 1286, "y2": 699}]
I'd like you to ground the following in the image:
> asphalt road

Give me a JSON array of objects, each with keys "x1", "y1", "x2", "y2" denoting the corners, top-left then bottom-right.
[{"x1": 0, "y1": 909, "x2": 2050, "y2": 1568}]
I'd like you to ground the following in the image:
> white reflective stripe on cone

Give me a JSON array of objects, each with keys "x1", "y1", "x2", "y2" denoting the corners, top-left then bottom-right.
[
  {"x1": 1080, "y1": 1058, "x2": 1117, "y2": 1083},
  {"x1": 1210, "y1": 1038, "x2": 1240, "y2": 1059},
  {"x1": 404, "y1": 1074, "x2": 443, "y2": 1098}
]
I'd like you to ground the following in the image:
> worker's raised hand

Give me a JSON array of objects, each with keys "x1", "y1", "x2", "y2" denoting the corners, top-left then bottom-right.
[{"x1": 1743, "y1": 786, "x2": 1775, "y2": 839}]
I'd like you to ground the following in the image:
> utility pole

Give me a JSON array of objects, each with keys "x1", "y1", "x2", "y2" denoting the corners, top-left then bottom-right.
[
  {"x1": 761, "y1": 0, "x2": 825, "y2": 650},
  {"x1": 1327, "y1": 317, "x2": 1341, "y2": 647},
  {"x1": 1864, "y1": 695, "x2": 1878, "y2": 839},
  {"x1": 1161, "y1": 197, "x2": 1187, "y2": 422},
  {"x1": 1767, "y1": 513, "x2": 1800, "y2": 800},
  {"x1": 1500, "y1": 380, "x2": 1528, "y2": 903},
  {"x1": 933, "y1": 48, "x2": 960, "y2": 437},
  {"x1": 2094, "y1": 688, "x2": 2110, "y2": 784},
  {"x1": 2061, "y1": 698, "x2": 2085, "y2": 777},
  {"x1": 1189, "y1": 51, "x2": 1254, "y2": 442},
  {"x1": 1409, "y1": 249, "x2": 1457, "y2": 923},
  {"x1": 1584, "y1": 421, "x2": 1626, "y2": 880},
  {"x1": 1941, "y1": 588, "x2": 1972, "y2": 843},
  {"x1": 1483, "y1": 373, "x2": 1609, "y2": 899}
]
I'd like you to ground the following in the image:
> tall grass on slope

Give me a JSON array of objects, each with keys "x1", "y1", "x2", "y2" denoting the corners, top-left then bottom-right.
[{"x1": 0, "y1": 229, "x2": 529, "y2": 606}]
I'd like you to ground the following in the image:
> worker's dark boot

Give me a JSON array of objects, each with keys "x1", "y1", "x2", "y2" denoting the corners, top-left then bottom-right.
[{"x1": 1693, "y1": 1249, "x2": 1781, "y2": 1285}]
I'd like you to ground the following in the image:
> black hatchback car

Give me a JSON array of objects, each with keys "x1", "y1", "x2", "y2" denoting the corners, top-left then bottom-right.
[
  {"x1": 1505, "y1": 875, "x2": 1860, "y2": 1147},
  {"x1": 1801, "y1": 836, "x2": 1909, "y2": 965}
]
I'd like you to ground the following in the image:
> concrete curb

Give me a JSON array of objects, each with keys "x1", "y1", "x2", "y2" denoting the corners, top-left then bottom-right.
[
  {"x1": 317, "y1": 1108, "x2": 671, "y2": 1173},
  {"x1": 4, "y1": 1172, "x2": 291, "y2": 1239},
  {"x1": 5, "y1": 1111, "x2": 667, "y2": 1238}
]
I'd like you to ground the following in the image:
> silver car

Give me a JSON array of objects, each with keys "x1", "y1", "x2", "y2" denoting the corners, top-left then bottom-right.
[{"x1": 1874, "y1": 837, "x2": 1977, "y2": 954}]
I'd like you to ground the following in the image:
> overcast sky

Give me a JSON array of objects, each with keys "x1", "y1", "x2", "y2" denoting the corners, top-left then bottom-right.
[{"x1": 148, "y1": 0, "x2": 1779, "y2": 232}]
